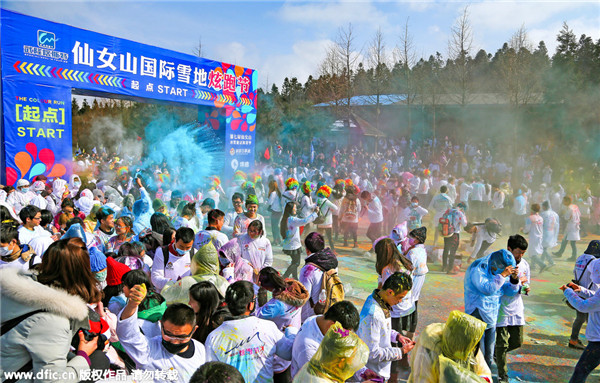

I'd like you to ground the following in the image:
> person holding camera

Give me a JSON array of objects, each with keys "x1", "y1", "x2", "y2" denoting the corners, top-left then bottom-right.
[
  {"x1": 1, "y1": 237, "x2": 102, "y2": 382},
  {"x1": 561, "y1": 257, "x2": 600, "y2": 383}
]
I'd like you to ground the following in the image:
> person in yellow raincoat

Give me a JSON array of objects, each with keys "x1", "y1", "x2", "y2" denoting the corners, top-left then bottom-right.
[
  {"x1": 160, "y1": 240, "x2": 229, "y2": 302},
  {"x1": 294, "y1": 322, "x2": 369, "y2": 382},
  {"x1": 409, "y1": 310, "x2": 492, "y2": 383}
]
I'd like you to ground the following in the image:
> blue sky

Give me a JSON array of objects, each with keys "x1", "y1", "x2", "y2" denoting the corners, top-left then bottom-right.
[{"x1": 3, "y1": 1, "x2": 599, "y2": 90}]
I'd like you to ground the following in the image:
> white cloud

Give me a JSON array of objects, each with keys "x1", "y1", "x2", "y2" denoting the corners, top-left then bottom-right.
[
  {"x1": 259, "y1": 39, "x2": 335, "y2": 89},
  {"x1": 278, "y1": 1, "x2": 390, "y2": 27},
  {"x1": 469, "y1": 1, "x2": 586, "y2": 32}
]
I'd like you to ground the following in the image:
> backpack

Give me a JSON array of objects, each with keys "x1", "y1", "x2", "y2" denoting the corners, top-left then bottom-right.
[
  {"x1": 439, "y1": 209, "x2": 458, "y2": 237},
  {"x1": 308, "y1": 263, "x2": 345, "y2": 314},
  {"x1": 343, "y1": 199, "x2": 358, "y2": 222}
]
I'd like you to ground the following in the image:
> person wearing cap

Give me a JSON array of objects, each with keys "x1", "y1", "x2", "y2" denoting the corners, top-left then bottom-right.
[
  {"x1": 7, "y1": 179, "x2": 34, "y2": 214},
  {"x1": 464, "y1": 249, "x2": 519, "y2": 378},
  {"x1": 29, "y1": 181, "x2": 49, "y2": 210},
  {"x1": 232, "y1": 194, "x2": 265, "y2": 237},
  {"x1": 567, "y1": 240, "x2": 600, "y2": 351},
  {"x1": 89, "y1": 246, "x2": 108, "y2": 289},
  {"x1": 403, "y1": 227, "x2": 429, "y2": 340},
  {"x1": 561, "y1": 257, "x2": 600, "y2": 383}
]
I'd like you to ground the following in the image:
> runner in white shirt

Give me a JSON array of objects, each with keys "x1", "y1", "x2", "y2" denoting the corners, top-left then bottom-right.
[
  {"x1": 522, "y1": 204, "x2": 544, "y2": 272},
  {"x1": 194, "y1": 209, "x2": 229, "y2": 251},
  {"x1": 553, "y1": 196, "x2": 581, "y2": 261}
]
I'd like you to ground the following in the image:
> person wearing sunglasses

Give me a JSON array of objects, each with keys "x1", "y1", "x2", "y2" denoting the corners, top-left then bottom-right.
[{"x1": 117, "y1": 283, "x2": 205, "y2": 383}]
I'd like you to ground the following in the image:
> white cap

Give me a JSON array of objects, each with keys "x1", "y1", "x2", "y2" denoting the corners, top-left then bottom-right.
[
  {"x1": 32, "y1": 181, "x2": 46, "y2": 191},
  {"x1": 16, "y1": 179, "x2": 30, "y2": 188}
]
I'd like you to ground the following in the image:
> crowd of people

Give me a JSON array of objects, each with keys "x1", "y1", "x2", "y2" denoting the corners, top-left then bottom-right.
[{"x1": 1, "y1": 136, "x2": 600, "y2": 383}]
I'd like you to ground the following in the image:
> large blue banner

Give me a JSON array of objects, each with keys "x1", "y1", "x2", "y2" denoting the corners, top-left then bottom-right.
[
  {"x1": 1, "y1": 9, "x2": 257, "y2": 184},
  {"x1": 3, "y1": 81, "x2": 72, "y2": 185}
]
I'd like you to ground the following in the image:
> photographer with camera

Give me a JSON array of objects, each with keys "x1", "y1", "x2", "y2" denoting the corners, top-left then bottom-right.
[
  {"x1": 1, "y1": 238, "x2": 102, "y2": 382},
  {"x1": 561, "y1": 256, "x2": 600, "y2": 383}
]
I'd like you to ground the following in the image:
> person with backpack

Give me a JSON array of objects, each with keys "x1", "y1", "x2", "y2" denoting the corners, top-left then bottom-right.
[
  {"x1": 281, "y1": 202, "x2": 318, "y2": 279},
  {"x1": 441, "y1": 202, "x2": 468, "y2": 274},
  {"x1": 150, "y1": 227, "x2": 195, "y2": 291},
  {"x1": 257, "y1": 267, "x2": 309, "y2": 382},
  {"x1": 339, "y1": 185, "x2": 362, "y2": 248},
  {"x1": 568, "y1": 240, "x2": 600, "y2": 350},
  {"x1": 314, "y1": 185, "x2": 339, "y2": 251},
  {"x1": 299, "y1": 232, "x2": 342, "y2": 322}
]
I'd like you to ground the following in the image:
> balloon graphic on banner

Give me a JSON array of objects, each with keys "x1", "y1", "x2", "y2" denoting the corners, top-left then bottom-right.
[
  {"x1": 39, "y1": 148, "x2": 55, "y2": 171},
  {"x1": 5, "y1": 167, "x2": 18, "y2": 186},
  {"x1": 6, "y1": 144, "x2": 67, "y2": 184},
  {"x1": 14, "y1": 152, "x2": 32, "y2": 179},
  {"x1": 26, "y1": 143, "x2": 37, "y2": 161},
  {"x1": 47, "y1": 163, "x2": 67, "y2": 178},
  {"x1": 29, "y1": 163, "x2": 46, "y2": 178}
]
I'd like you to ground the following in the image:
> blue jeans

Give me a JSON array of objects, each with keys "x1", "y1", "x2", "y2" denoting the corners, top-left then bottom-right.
[
  {"x1": 470, "y1": 309, "x2": 497, "y2": 379},
  {"x1": 570, "y1": 341, "x2": 600, "y2": 383}
]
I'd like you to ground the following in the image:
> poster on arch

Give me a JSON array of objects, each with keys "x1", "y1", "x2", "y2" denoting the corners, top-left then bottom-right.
[{"x1": 3, "y1": 80, "x2": 72, "y2": 185}]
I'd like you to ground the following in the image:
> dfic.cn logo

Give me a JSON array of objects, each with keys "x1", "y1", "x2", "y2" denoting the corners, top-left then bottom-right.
[{"x1": 37, "y1": 30, "x2": 56, "y2": 49}]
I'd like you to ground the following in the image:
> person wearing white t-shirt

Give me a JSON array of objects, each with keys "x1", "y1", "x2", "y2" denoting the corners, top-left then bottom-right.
[
  {"x1": 194, "y1": 209, "x2": 229, "y2": 251},
  {"x1": 496, "y1": 235, "x2": 530, "y2": 383},
  {"x1": 17, "y1": 205, "x2": 52, "y2": 245},
  {"x1": 205, "y1": 281, "x2": 297, "y2": 383},
  {"x1": 151, "y1": 227, "x2": 194, "y2": 291},
  {"x1": 117, "y1": 288, "x2": 205, "y2": 383},
  {"x1": 291, "y1": 301, "x2": 360, "y2": 378},
  {"x1": 360, "y1": 191, "x2": 384, "y2": 245},
  {"x1": 554, "y1": 196, "x2": 581, "y2": 261}
]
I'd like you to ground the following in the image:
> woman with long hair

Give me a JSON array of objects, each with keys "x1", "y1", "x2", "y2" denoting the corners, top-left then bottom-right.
[
  {"x1": 188, "y1": 281, "x2": 221, "y2": 343},
  {"x1": 280, "y1": 202, "x2": 318, "y2": 279},
  {"x1": 257, "y1": 267, "x2": 309, "y2": 382},
  {"x1": 267, "y1": 180, "x2": 283, "y2": 245},
  {"x1": 221, "y1": 220, "x2": 273, "y2": 282},
  {"x1": 0, "y1": 237, "x2": 102, "y2": 380}
]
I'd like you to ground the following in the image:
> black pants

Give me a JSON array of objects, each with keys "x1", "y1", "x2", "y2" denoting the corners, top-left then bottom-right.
[
  {"x1": 442, "y1": 233, "x2": 460, "y2": 270},
  {"x1": 571, "y1": 310, "x2": 588, "y2": 341},
  {"x1": 274, "y1": 367, "x2": 291, "y2": 383},
  {"x1": 343, "y1": 222, "x2": 358, "y2": 245},
  {"x1": 570, "y1": 341, "x2": 600, "y2": 383},
  {"x1": 270, "y1": 211, "x2": 282, "y2": 244},
  {"x1": 400, "y1": 301, "x2": 418, "y2": 333},
  {"x1": 495, "y1": 325, "x2": 523, "y2": 379},
  {"x1": 555, "y1": 238, "x2": 578, "y2": 259},
  {"x1": 282, "y1": 248, "x2": 302, "y2": 279},
  {"x1": 366, "y1": 221, "x2": 383, "y2": 243},
  {"x1": 332, "y1": 215, "x2": 340, "y2": 240},
  {"x1": 318, "y1": 227, "x2": 335, "y2": 251}
]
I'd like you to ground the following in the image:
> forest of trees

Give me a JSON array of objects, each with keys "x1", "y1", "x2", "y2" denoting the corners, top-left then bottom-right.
[{"x1": 73, "y1": 10, "x2": 600, "y2": 160}]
